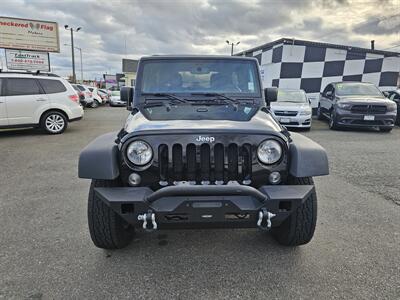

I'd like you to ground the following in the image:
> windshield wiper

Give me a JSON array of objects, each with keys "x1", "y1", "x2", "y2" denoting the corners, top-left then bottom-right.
[
  {"x1": 190, "y1": 92, "x2": 240, "y2": 110},
  {"x1": 143, "y1": 92, "x2": 191, "y2": 104}
]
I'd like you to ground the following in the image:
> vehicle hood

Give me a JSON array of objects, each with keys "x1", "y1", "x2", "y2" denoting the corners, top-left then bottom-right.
[
  {"x1": 123, "y1": 109, "x2": 284, "y2": 136},
  {"x1": 110, "y1": 96, "x2": 121, "y2": 100},
  {"x1": 337, "y1": 96, "x2": 391, "y2": 105},
  {"x1": 270, "y1": 102, "x2": 310, "y2": 111}
]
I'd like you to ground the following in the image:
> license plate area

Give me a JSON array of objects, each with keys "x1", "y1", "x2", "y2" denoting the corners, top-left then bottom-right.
[
  {"x1": 154, "y1": 196, "x2": 261, "y2": 224},
  {"x1": 280, "y1": 118, "x2": 291, "y2": 123},
  {"x1": 192, "y1": 201, "x2": 222, "y2": 208},
  {"x1": 364, "y1": 115, "x2": 375, "y2": 121}
]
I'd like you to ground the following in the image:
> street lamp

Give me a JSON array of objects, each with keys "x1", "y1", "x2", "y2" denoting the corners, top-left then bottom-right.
[
  {"x1": 64, "y1": 25, "x2": 81, "y2": 83},
  {"x1": 64, "y1": 44, "x2": 83, "y2": 83},
  {"x1": 226, "y1": 40, "x2": 240, "y2": 56}
]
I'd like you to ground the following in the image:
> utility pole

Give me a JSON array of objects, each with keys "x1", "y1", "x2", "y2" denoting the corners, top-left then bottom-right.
[
  {"x1": 226, "y1": 40, "x2": 240, "y2": 56},
  {"x1": 64, "y1": 25, "x2": 81, "y2": 83},
  {"x1": 65, "y1": 44, "x2": 83, "y2": 83}
]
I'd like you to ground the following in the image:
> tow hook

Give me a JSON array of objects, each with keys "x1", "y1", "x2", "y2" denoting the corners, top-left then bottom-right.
[
  {"x1": 257, "y1": 208, "x2": 276, "y2": 230},
  {"x1": 138, "y1": 211, "x2": 158, "y2": 231}
]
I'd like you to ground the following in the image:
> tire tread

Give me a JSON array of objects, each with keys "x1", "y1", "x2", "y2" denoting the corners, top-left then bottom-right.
[
  {"x1": 88, "y1": 179, "x2": 134, "y2": 249},
  {"x1": 272, "y1": 176, "x2": 317, "y2": 246}
]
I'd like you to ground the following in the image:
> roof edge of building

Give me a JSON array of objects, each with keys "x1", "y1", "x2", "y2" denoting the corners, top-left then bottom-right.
[{"x1": 235, "y1": 38, "x2": 400, "y2": 57}]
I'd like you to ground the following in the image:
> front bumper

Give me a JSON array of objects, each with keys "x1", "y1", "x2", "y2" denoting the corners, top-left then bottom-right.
[
  {"x1": 273, "y1": 114, "x2": 312, "y2": 128},
  {"x1": 336, "y1": 109, "x2": 396, "y2": 128},
  {"x1": 94, "y1": 184, "x2": 314, "y2": 229}
]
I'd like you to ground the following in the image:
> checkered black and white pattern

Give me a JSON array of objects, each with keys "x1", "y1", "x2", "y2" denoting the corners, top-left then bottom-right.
[{"x1": 246, "y1": 40, "x2": 400, "y2": 108}]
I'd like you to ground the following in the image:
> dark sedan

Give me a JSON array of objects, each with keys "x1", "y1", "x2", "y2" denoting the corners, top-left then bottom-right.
[{"x1": 317, "y1": 82, "x2": 397, "y2": 132}]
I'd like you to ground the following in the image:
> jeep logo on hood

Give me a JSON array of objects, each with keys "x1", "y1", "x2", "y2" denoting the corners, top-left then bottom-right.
[{"x1": 196, "y1": 136, "x2": 215, "y2": 143}]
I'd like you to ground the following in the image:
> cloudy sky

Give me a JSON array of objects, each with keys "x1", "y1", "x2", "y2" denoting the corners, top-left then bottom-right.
[{"x1": 1, "y1": 0, "x2": 399, "y2": 79}]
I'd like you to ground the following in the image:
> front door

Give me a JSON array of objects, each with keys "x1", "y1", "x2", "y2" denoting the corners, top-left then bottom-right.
[
  {"x1": 4, "y1": 78, "x2": 48, "y2": 125},
  {"x1": 0, "y1": 78, "x2": 7, "y2": 126},
  {"x1": 320, "y1": 84, "x2": 334, "y2": 114}
]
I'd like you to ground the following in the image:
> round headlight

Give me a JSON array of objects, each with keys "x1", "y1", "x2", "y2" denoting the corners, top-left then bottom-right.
[
  {"x1": 257, "y1": 140, "x2": 282, "y2": 165},
  {"x1": 126, "y1": 140, "x2": 153, "y2": 166}
]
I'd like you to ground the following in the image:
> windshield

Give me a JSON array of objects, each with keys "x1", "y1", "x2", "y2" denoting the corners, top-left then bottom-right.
[
  {"x1": 111, "y1": 91, "x2": 120, "y2": 96},
  {"x1": 140, "y1": 59, "x2": 260, "y2": 96},
  {"x1": 277, "y1": 90, "x2": 307, "y2": 103},
  {"x1": 336, "y1": 83, "x2": 383, "y2": 96}
]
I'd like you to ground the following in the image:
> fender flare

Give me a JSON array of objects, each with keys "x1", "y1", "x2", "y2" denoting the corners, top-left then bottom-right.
[
  {"x1": 289, "y1": 132, "x2": 329, "y2": 177},
  {"x1": 78, "y1": 132, "x2": 120, "y2": 179}
]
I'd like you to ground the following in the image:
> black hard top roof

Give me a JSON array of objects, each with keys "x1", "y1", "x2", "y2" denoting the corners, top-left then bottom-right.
[{"x1": 140, "y1": 55, "x2": 259, "y2": 61}]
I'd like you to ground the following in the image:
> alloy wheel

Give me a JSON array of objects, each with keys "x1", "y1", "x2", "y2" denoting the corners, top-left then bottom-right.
[
  {"x1": 91, "y1": 100, "x2": 99, "y2": 108},
  {"x1": 45, "y1": 114, "x2": 65, "y2": 133}
]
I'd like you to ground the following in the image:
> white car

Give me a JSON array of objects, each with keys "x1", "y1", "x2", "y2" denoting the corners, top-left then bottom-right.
[
  {"x1": 87, "y1": 87, "x2": 105, "y2": 106},
  {"x1": 270, "y1": 89, "x2": 312, "y2": 129},
  {"x1": 109, "y1": 90, "x2": 126, "y2": 106},
  {"x1": 97, "y1": 89, "x2": 110, "y2": 103},
  {"x1": 0, "y1": 72, "x2": 83, "y2": 134},
  {"x1": 72, "y1": 84, "x2": 98, "y2": 108}
]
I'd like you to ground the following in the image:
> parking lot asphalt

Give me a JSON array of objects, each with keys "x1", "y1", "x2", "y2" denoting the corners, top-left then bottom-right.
[{"x1": 0, "y1": 107, "x2": 399, "y2": 299}]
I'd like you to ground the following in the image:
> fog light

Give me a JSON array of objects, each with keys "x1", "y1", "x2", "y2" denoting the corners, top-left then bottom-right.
[
  {"x1": 269, "y1": 172, "x2": 281, "y2": 184},
  {"x1": 128, "y1": 173, "x2": 141, "y2": 186}
]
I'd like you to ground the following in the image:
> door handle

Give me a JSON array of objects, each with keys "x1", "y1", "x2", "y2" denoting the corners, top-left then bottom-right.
[{"x1": 36, "y1": 98, "x2": 47, "y2": 102}]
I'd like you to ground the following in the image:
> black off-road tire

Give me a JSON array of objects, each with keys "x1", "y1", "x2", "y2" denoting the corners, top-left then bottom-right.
[
  {"x1": 271, "y1": 176, "x2": 317, "y2": 246},
  {"x1": 88, "y1": 179, "x2": 135, "y2": 249}
]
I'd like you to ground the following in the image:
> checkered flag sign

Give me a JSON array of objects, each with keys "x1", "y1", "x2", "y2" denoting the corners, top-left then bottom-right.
[{"x1": 241, "y1": 39, "x2": 400, "y2": 107}]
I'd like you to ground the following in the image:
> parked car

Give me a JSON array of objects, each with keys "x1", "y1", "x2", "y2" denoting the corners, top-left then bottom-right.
[
  {"x1": 0, "y1": 72, "x2": 83, "y2": 134},
  {"x1": 109, "y1": 90, "x2": 126, "y2": 106},
  {"x1": 270, "y1": 89, "x2": 312, "y2": 129},
  {"x1": 317, "y1": 82, "x2": 397, "y2": 132},
  {"x1": 97, "y1": 89, "x2": 110, "y2": 103},
  {"x1": 383, "y1": 89, "x2": 400, "y2": 125},
  {"x1": 72, "y1": 84, "x2": 92, "y2": 107},
  {"x1": 78, "y1": 55, "x2": 329, "y2": 250},
  {"x1": 72, "y1": 84, "x2": 97, "y2": 108},
  {"x1": 72, "y1": 84, "x2": 86, "y2": 105},
  {"x1": 87, "y1": 87, "x2": 104, "y2": 106}
]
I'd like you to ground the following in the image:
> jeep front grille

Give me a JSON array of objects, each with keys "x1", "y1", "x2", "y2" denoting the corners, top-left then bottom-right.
[{"x1": 158, "y1": 143, "x2": 252, "y2": 184}]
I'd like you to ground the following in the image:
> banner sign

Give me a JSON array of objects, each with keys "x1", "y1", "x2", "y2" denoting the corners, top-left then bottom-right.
[
  {"x1": 104, "y1": 74, "x2": 117, "y2": 89},
  {"x1": 5, "y1": 49, "x2": 50, "y2": 72},
  {"x1": 0, "y1": 16, "x2": 59, "y2": 52}
]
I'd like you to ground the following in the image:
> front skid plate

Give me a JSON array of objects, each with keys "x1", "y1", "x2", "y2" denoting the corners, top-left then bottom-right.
[{"x1": 94, "y1": 185, "x2": 314, "y2": 229}]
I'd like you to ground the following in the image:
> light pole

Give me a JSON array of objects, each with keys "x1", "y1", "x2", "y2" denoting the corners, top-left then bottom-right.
[
  {"x1": 64, "y1": 25, "x2": 81, "y2": 83},
  {"x1": 226, "y1": 40, "x2": 240, "y2": 56},
  {"x1": 64, "y1": 44, "x2": 83, "y2": 83}
]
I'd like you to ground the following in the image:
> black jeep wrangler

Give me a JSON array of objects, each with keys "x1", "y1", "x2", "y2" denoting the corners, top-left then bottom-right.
[{"x1": 79, "y1": 56, "x2": 329, "y2": 249}]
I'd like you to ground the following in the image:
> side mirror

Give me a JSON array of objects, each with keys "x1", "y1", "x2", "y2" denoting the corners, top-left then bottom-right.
[
  {"x1": 264, "y1": 87, "x2": 278, "y2": 106},
  {"x1": 325, "y1": 90, "x2": 333, "y2": 98},
  {"x1": 120, "y1": 86, "x2": 134, "y2": 111}
]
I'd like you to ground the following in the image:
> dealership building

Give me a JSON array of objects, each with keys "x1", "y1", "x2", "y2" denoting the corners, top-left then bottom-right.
[{"x1": 237, "y1": 38, "x2": 400, "y2": 108}]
